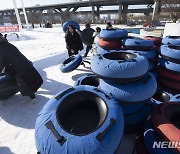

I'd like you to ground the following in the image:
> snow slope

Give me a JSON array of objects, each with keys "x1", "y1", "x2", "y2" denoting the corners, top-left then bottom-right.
[{"x1": 0, "y1": 25, "x2": 136, "y2": 154}]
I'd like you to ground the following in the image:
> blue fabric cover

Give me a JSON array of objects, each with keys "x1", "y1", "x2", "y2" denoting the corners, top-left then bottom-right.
[
  {"x1": 120, "y1": 103, "x2": 144, "y2": 115},
  {"x1": 170, "y1": 94, "x2": 180, "y2": 102},
  {"x1": 99, "y1": 29, "x2": 128, "y2": 40},
  {"x1": 143, "y1": 119, "x2": 175, "y2": 154},
  {"x1": 162, "y1": 36, "x2": 180, "y2": 46},
  {"x1": 123, "y1": 37, "x2": 154, "y2": 51},
  {"x1": 91, "y1": 52, "x2": 148, "y2": 80},
  {"x1": 99, "y1": 72, "x2": 157, "y2": 103},
  {"x1": 159, "y1": 58, "x2": 180, "y2": 73},
  {"x1": 124, "y1": 105, "x2": 151, "y2": 125},
  {"x1": 35, "y1": 86, "x2": 124, "y2": 154},
  {"x1": 160, "y1": 45, "x2": 180, "y2": 61},
  {"x1": 60, "y1": 55, "x2": 82, "y2": 73},
  {"x1": 63, "y1": 20, "x2": 80, "y2": 32}
]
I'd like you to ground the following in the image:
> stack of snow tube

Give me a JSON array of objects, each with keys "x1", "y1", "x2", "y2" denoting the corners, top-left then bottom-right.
[
  {"x1": 123, "y1": 37, "x2": 156, "y2": 71},
  {"x1": 157, "y1": 36, "x2": 180, "y2": 94},
  {"x1": 0, "y1": 73, "x2": 19, "y2": 100},
  {"x1": 62, "y1": 20, "x2": 80, "y2": 33},
  {"x1": 139, "y1": 102, "x2": 180, "y2": 154},
  {"x1": 97, "y1": 29, "x2": 128, "y2": 54},
  {"x1": 91, "y1": 51, "x2": 157, "y2": 133},
  {"x1": 35, "y1": 86, "x2": 124, "y2": 154}
]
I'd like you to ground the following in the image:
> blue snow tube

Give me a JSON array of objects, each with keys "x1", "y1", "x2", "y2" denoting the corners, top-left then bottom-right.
[
  {"x1": 131, "y1": 50, "x2": 157, "y2": 60},
  {"x1": 120, "y1": 103, "x2": 144, "y2": 115},
  {"x1": 62, "y1": 20, "x2": 80, "y2": 32},
  {"x1": 162, "y1": 36, "x2": 180, "y2": 46},
  {"x1": 99, "y1": 72, "x2": 157, "y2": 103},
  {"x1": 74, "y1": 73, "x2": 100, "y2": 87},
  {"x1": 91, "y1": 52, "x2": 149, "y2": 83},
  {"x1": 143, "y1": 119, "x2": 175, "y2": 154},
  {"x1": 123, "y1": 37, "x2": 154, "y2": 51},
  {"x1": 159, "y1": 58, "x2": 180, "y2": 73},
  {"x1": 60, "y1": 55, "x2": 82, "y2": 73},
  {"x1": 35, "y1": 86, "x2": 124, "y2": 154},
  {"x1": 99, "y1": 29, "x2": 128, "y2": 40},
  {"x1": 0, "y1": 74, "x2": 19, "y2": 100},
  {"x1": 124, "y1": 104, "x2": 151, "y2": 125},
  {"x1": 160, "y1": 45, "x2": 180, "y2": 64}
]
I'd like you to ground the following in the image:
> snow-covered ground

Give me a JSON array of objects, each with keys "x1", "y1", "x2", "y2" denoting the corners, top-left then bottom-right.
[{"x1": 0, "y1": 25, "x2": 137, "y2": 154}]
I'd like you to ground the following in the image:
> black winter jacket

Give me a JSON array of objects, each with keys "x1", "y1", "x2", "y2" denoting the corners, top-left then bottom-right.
[
  {"x1": 0, "y1": 38, "x2": 43, "y2": 96},
  {"x1": 81, "y1": 28, "x2": 95, "y2": 46},
  {"x1": 65, "y1": 31, "x2": 83, "y2": 52}
]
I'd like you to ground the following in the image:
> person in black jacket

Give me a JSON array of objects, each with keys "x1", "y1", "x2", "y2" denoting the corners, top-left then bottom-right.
[
  {"x1": 0, "y1": 34, "x2": 43, "y2": 99},
  {"x1": 81, "y1": 23, "x2": 95, "y2": 57},
  {"x1": 65, "y1": 25, "x2": 83, "y2": 57}
]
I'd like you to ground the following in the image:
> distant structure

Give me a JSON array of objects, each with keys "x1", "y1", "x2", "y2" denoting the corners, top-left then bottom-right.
[{"x1": 0, "y1": 0, "x2": 177, "y2": 24}]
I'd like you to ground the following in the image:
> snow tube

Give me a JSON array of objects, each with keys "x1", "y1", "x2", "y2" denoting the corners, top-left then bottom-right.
[
  {"x1": 124, "y1": 105, "x2": 151, "y2": 125},
  {"x1": 74, "y1": 74, "x2": 100, "y2": 87},
  {"x1": 143, "y1": 119, "x2": 175, "y2": 154},
  {"x1": 91, "y1": 52, "x2": 149, "y2": 83},
  {"x1": 160, "y1": 45, "x2": 180, "y2": 64},
  {"x1": 98, "y1": 38, "x2": 122, "y2": 50},
  {"x1": 159, "y1": 58, "x2": 180, "y2": 73},
  {"x1": 135, "y1": 132, "x2": 148, "y2": 154},
  {"x1": 120, "y1": 103, "x2": 144, "y2": 115},
  {"x1": 158, "y1": 77, "x2": 180, "y2": 91},
  {"x1": 152, "y1": 102, "x2": 180, "y2": 153},
  {"x1": 62, "y1": 20, "x2": 80, "y2": 32},
  {"x1": 162, "y1": 36, "x2": 180, "y2": 46},
  {"x1": 156, "y1": 65, "x2": 180, "y2": 81},
  {"x1": 0, "y1": 74, "x2": 19, "y2": 100},
  {"x1": 35, "y1": 86, "x2": 124, "y2": 154},
  {"x1": 96, "y1": 44, "x2": 120, "y2": 54},
  {"x1": 99, "y1": 72, "x2": 157, "y2": 103},
  {"x1": 123, "y1": 37, "x2": 154, "y2": 51},
  {"x1": 143, "y1": 36, "x2": 162, "y2": 47},
  {"x1": 60, "y1": 55, "x2": 82, "y2": 73},
  {"x1": 99, "y1": 29, "x2": 128, "y2": 40}
]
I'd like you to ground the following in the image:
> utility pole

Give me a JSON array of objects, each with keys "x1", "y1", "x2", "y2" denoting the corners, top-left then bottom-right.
[
  {"x1": 21, "y1": 0, "x2": 30, "y2": 29},
  {"x1": 12, "y1": 0, "x2": 23, "y2": 33}
]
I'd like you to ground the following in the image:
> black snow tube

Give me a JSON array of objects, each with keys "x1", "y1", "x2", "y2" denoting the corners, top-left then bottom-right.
[
  {"x1": 0, "y1": 74, "x2": 19, "y2": 100},
  {"x1": 60, "y1": 55, "x2": 82, "y2": 73}
]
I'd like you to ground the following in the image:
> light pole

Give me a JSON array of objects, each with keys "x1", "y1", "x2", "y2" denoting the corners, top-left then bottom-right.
[
  {"x1": 12, "y1": 0, "x2": 23, "y2": 33},
  {"x1": 21, "y1": 0, "x2": 30, "y2": 29}
]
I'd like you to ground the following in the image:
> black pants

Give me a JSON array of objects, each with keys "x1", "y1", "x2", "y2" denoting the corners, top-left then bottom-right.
[{"x1": 84, "y1": 45, "x2": 92, "y2": 57}]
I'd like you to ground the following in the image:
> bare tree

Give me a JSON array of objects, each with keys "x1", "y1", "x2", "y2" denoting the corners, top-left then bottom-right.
[{"x1": 161, "y1": 0, "x2": 180, "y2": 22}]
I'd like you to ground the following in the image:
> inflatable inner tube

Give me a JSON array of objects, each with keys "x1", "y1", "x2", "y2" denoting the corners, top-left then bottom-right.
[
  {"x1": 62, "y1": 20, "x2": 80, "y2": 32},
  {"x1": 162, "y1": 36, "x2": 180, "y2": 46},
  {"x1": 143, "y1": 36, "x2": 162, "y2": 47},
  {"x1": 0, "y1": 74, "x2": 19, "y2": 100},
  {"x1": 35, "y1": 86, "x2": 124, "y2": 154},
  {"x1": 74, "y1": 74, "x2": 100, "y2": 87},
  {"x1": 100, "y1": 29, "x2": 128, "y2": 40},
  {"x1": 98, "y1": 38, "x2": 122, "y2": 50},
  {"x1": 152, "y1": 102, "x2": 180, "y2": 153},
  {"x1": 91, "y1": 52, "x2": 148, "y2": 83},
  {"x1": 123, "y1": 37, "x2": 154, "y2": 51},
  {"x1": 160, "y1": 45, "x2": 180, "y2": 64},
  {"x1": 60, "y1": 55, "x2": 82, "y2": 73}
]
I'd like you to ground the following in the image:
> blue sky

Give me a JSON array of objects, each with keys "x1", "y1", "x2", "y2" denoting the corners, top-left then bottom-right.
[{"x1": 0, "y1": 0, "x2": 146, "y2": 10}]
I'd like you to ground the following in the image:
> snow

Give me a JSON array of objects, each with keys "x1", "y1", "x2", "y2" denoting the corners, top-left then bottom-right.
[{"x1": 0, "y1": 25, "x2": 136, "y2": 154}]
